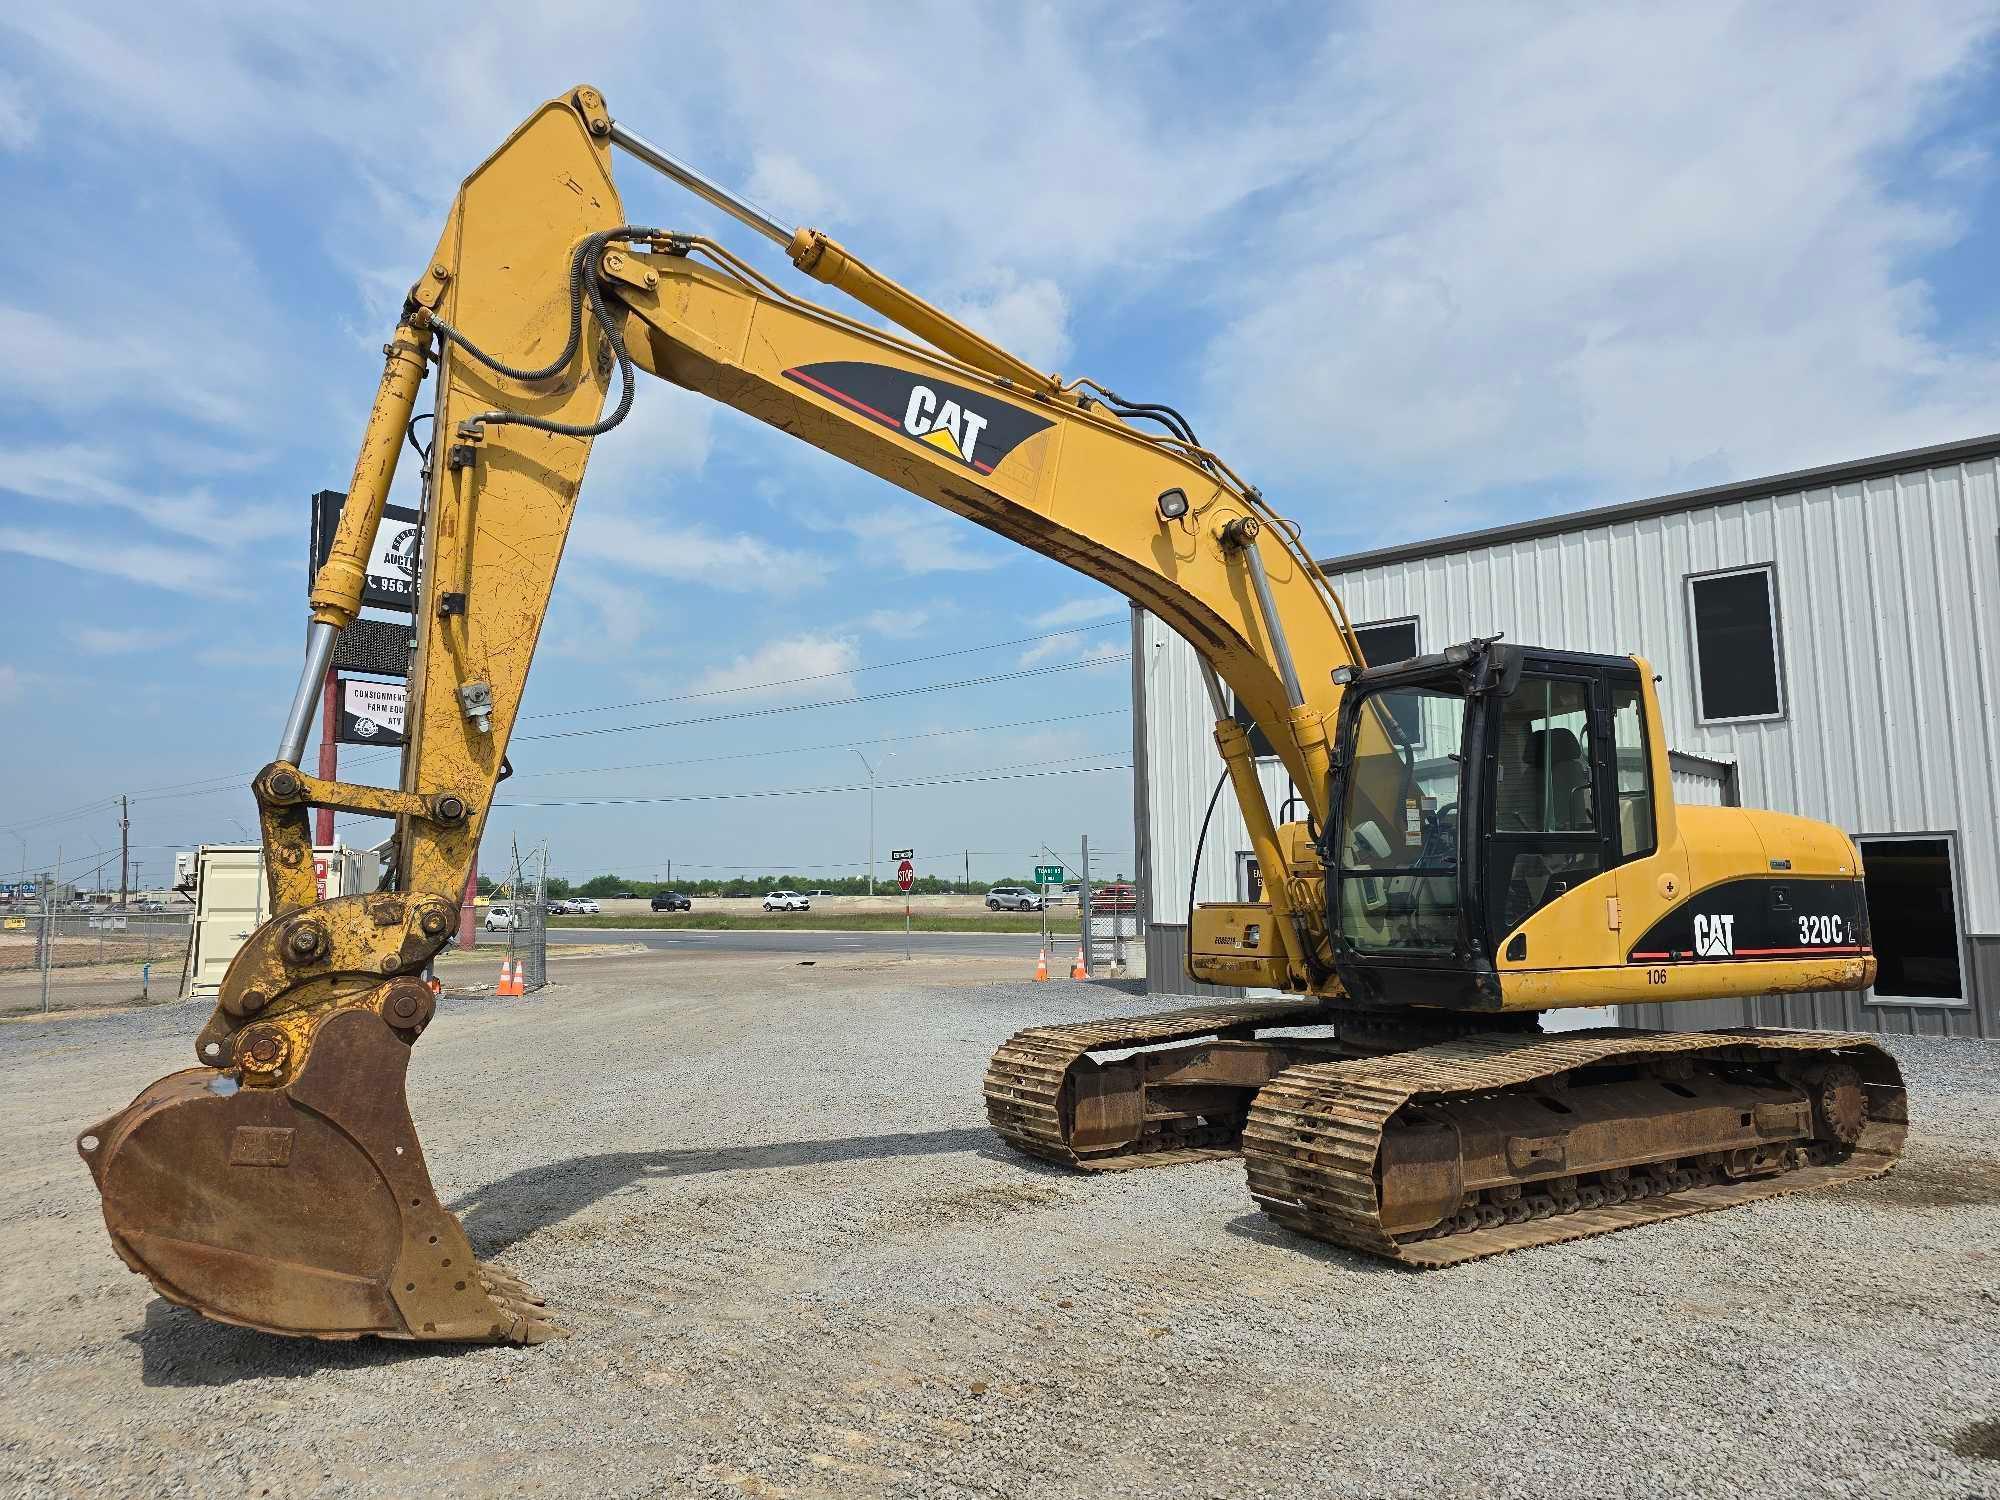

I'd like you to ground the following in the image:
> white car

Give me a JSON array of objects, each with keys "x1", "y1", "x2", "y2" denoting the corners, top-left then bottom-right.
[
  {"x1": 569, "y1": 897, "x2": 600, "y2": 914},
  {"x1": 484, "y1": 907, "x2": 518, "y2": 931},
  {"x1": 762, "y1": 890, "x2": 811, "y2": 912},
  {"x1": 986, "y1": 885, "x2": 1045, "y2": 912}
]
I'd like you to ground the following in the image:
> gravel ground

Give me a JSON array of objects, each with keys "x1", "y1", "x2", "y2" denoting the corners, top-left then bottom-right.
[{"x1": 2, "y1": 951, "x2": 1996, "y2": 1499}]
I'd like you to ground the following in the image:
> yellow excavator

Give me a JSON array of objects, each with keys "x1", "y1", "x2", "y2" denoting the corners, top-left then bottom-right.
[{"x1": 79, "y1": 87, "x2": 1904, "y2": 1344}]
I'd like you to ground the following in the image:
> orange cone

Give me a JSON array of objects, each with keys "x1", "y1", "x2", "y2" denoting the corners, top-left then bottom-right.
[
  {"x1": 1034, "y1": 947, "x2": 1049, "y2": 982},
  {"x1": 497, "y1": 958, "x2": 520, "y2": 997},
  {"x1": 1071, "y1": 946, "x2": 1089, "y2": 980},
  {"x1": 427, "y1": 976, "x2": 442, "y2": 996}
]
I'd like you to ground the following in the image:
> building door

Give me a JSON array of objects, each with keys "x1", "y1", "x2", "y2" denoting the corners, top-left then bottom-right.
[{"x1": 1857, "y1": 836, "x2": 1964, "y2": 1002}]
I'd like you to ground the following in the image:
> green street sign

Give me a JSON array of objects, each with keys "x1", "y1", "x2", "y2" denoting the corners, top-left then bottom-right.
[{"x1": 1035, "y1": 866, "x2": 1065, "y2": 884}]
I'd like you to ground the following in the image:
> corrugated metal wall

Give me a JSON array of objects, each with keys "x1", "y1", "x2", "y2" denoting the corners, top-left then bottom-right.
[
  {"x1": 1134, "y1": 450, "x2": 2000, "y2": 1037},
  {"x1": 1320, "y1": 453, "x2": 1998, "y2": 1038}
]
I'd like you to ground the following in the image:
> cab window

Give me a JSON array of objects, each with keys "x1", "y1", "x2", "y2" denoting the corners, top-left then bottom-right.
[
  {"x1": 1495, "y1": 680, "x2": 1594, "y2": 833},
  {"x1": 1610, "y1": 679, "x2": 1655, "y2": 860},
  {"x1": 1335, "y1": 686, "x2": 1468, "y2": 955},
  {"x1": 1486, "y1": 677, "x2": 1602, "y2": 942}
]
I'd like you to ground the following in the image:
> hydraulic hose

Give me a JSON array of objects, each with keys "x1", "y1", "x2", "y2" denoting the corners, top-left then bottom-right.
[{"x1": 423, "y1": 226, "x2": 670, "y2": 440}]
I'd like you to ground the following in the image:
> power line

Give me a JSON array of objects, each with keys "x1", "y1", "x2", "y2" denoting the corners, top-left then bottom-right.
[
  {"x1": 494, "y1": 758, "x2": 1131, "y2": 811},
  {"x1": 519, "y1": 620, "x2": 1123, "y2": 721},
  {"x1": 517, "y1": 655, "x2": 1129, "y2": 745},
  {"x1": 57, "y1": 630, "x2": 1128, "y2": 817},
  {"x1": 507, "y1": 708, "x2": 1128, "y2": 781}
]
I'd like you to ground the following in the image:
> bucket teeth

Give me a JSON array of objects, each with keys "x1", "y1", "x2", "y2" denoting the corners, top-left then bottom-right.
[{"x1": 477, "y1": 1264, "x2": 564, "y2": 1344}]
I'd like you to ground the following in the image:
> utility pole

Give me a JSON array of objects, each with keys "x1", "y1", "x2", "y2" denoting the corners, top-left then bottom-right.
[
  {"x1": 315, "y1": 664, "x2": 338, "y2": 846},
  {"x1": 964, "y1": 849, "x2": 970, "y2": 894},
  {"x1": 852, "y1": 748, "x2": 878, "y2": 896},
  {"x1": 1080, "y1": 834, "x2": 1092, "y2": 975},
  {"x1": 119, "y1": 795, "x2": 129, "y2": 910}
]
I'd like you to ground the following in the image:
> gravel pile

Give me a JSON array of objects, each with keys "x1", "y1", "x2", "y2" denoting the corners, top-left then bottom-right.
[{"x1": 2, "y1": 954, "x2": 1996, "y2": 1499}]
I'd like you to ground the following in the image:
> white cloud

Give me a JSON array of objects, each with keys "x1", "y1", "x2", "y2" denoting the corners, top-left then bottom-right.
[
  {"x1": 946, "y1": 270, "x2": 1073, "y2": 370},
  {"x1": 0, "y1": 526, "x2": 246, "y2": 597},
  {"x1": 1034, "y1": 595, "x2": 1126, "y2": 630},
  {"x1": 0, "y1": 306, "x2": 259, "y2": 433},
  {"x1": 1202, "y1": 4, "x2": 2000, "y2": 530},
  {"x1": 689, "y1": 635, "x2": 859, "y2": 704},
  {"x1": 0, "y1": 72, "x2": 34, "y2": 150},
  {"x1": 0, "y1": 442, "x2": 289, "y2": 544},
  {"x1": 73, "y1": 625, "x2": 167, "y2": 655},
  {"x1": 855, "y1": 604, "x2": 941, "y2": 640},
  {"x1": 820, "y1": 507, "x2": 1008, "y2": 575},
  {"x1": 0, "y1": 664, "x2": 22, "y2": 705},
  {"x1": 569, "y1": 509, "x2": 832, "y2": 593},
  {"x1": 746, "y1": 151, "x2": 839, "y2": 225}
]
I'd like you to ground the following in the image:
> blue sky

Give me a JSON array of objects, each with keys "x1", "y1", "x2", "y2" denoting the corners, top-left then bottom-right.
[{"x1": 2, "y1": 3, "x2": 1997, "y2": 892}]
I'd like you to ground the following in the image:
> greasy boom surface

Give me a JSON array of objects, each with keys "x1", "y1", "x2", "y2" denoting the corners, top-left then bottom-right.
[{"x1": 2, "y1": 951, "x2": 1997, "y2": 1499}]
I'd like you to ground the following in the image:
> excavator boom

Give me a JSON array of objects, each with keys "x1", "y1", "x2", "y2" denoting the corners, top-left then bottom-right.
[{"x1": 78, "y1": 86, "x2": 1902, "y2": 1345}]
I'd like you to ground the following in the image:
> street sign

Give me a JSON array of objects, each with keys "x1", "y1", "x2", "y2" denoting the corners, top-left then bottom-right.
[
  {"x1": 896, "y1": 859, "x2": 915, "y2": 893},
  {"x1": 889, "y1": 848, "x2": 914, "y2": 861},
  {"x1": 1035, "y1": 865, "x2": 1064, "y2": 884},
  {"x1": 336, "y1": 677, "x2": 407, "y2": 746},
  {"x1": 311, "y1": 490, "x2": 422, "y2": 613}
]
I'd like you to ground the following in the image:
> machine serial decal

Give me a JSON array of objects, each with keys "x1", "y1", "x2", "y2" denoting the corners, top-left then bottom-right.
[
  {"x1": 1627, "y1": 876, "x2": 1870, "y2": 964},
  {"x1": 782, "y1": 361, "x2": 1054, "y2": 474}
]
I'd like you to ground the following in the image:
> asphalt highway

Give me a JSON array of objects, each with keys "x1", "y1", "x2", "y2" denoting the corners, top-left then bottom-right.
[{"x1": 545, "y1": 925, "x2": 1054, "y2": 959}]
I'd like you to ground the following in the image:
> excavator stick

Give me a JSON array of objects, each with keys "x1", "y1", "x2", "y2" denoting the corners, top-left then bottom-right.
[{"x1": 79, "y1": 995, "x2": 557, "y2": 1344}]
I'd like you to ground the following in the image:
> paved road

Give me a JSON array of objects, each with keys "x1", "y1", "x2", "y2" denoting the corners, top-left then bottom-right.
[{"x1": 546, "y1": 925, "x2": 1053, "y2": 959}]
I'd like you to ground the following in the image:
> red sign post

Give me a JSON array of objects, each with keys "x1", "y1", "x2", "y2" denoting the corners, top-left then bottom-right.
[{"x1": 896, "y1": 857, "x2": 915, "y2": 959}]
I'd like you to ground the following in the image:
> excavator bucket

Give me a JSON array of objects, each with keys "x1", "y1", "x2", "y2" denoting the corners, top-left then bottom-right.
[{"x1": 78, "y1": 1004, "x2": 556, "y2": 1344}]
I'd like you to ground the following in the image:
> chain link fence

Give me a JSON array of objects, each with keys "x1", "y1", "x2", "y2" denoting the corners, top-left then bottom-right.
[
  {"x1": 1082, "y1": 876, "x2": 1145, "y2": 979},
  {"x1": 506, "y1": 844, "x2": 549, "y2": 994},
  {"x1": 1, "y1": 887, "x2": 191, "y2": 1015}
]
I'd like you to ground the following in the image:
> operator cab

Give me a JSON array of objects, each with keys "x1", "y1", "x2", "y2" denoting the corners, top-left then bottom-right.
[{"x1": 1325, "y1": 638, "x2": 1656, "y2": 1008}]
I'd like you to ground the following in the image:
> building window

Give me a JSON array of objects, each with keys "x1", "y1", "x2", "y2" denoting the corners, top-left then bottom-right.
[
  {"x1": 1686, "y1": 564, "x2": 1785, "y2": 723},
  {"x1": 1858, "y1": 836, "x2": 1963, "y2": 1002},
  {"x1": 1352, "y1": 617, "x2": 1419, "y2": 668}
]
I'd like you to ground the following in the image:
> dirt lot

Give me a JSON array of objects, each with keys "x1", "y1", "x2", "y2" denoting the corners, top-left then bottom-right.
[{"x1": 2, "y1": 951, "x2": 1997, "y2": 1498}]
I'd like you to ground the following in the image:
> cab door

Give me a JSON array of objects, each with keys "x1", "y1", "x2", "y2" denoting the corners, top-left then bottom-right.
[{"x1": 1482, "y1": 668, "x2": 1623, "y2": 969}]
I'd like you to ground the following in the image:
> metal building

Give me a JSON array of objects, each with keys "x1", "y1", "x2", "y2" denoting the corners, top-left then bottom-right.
[{"x1": 1132, "y1": 433, "x2": 2000, "y2": 1039}]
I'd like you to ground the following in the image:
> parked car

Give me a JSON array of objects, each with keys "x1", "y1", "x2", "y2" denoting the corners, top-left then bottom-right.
[
  {"x1": 806, "y1": 890, "x2": 835, "y2": 898},
  {"x1": 762, "y1": 890, "x2": 811, "y2": 912},
  {"x1": 650, "y1": 891, "x2": 691, "y2": 912},
  {"x1": 569, "y1": 897, "x2": 600, "y2": 914},
  {"x1": 986, "y1": 885, "x2": 1045, "y2": 912},
  {"x1": 546, "y1": 898, "x2": 572, "y2": 915},
  {"x1": 484, "y1": 907, "x2": 517, "y2": 931},
  {"x1": 1092, "y1": 882, "x2": 1139, "y2": 914}
]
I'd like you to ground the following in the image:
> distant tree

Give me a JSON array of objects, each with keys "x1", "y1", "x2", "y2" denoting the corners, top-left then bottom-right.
[
  {"x1": 577, "y1": 874, "x2": 626, "y2": 898},
  {"x1": 475, "y1": 875, "x2": 497, "y2": 896},
  {"x1": 545, "y1": 876, "x2": 572, "y2": 898}
]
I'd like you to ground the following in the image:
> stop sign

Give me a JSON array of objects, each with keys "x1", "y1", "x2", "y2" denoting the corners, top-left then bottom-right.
[{"x1": 896, "y1": 859, "x2": 915, "y2": 893}]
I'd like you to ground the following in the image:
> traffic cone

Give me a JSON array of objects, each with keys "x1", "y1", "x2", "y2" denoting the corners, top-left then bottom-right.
[
  {"x1": 497, "y1": 958, "x2": 520, "y2": 997},
  {"x1": 427, "y1": 976, "x2": 442, "y2": 996},
  {"x1": 1071, "y1": 945, "x2": 1089, "y2": 980},
  {"x1": 1034, "y1": 947, "x2": 1049, "y2": 982}
]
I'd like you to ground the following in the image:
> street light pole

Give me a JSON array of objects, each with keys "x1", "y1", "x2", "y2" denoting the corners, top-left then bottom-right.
[{"x1": 851, "y1": 748, "x2": 877, "y2": 896}]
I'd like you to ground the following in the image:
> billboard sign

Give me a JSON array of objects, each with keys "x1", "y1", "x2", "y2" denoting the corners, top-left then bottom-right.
[
  {"x1": 336, "y1": 677, "x2": 407, "y2": 746},
  {"x1": 310, "y1": 490, "x2": 421, "y2": 613}
]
